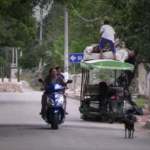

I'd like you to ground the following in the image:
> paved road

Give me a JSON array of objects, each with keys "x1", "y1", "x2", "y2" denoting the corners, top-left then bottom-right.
[{"x1": 0, "y1": 92, "x2": 150, "y2": 150}]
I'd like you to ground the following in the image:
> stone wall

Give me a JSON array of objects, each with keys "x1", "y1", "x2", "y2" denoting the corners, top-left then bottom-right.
[{"x1": 0, "y1": 82, "x2": 22, "y2": 93}]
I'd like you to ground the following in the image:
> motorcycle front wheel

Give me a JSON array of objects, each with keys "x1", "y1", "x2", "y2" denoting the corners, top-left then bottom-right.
[{"x1": 51, "y1": 113, "x2": 59, "y2": 129}]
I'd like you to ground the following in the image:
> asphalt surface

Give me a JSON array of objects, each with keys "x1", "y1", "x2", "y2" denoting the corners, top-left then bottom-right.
[{"x1": 0, "y1": 92, "x2": 150, "y2": 150}]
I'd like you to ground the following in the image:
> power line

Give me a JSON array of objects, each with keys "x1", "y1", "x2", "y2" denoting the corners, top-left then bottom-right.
[{"x1": 71, "y1": 4, "x2": 113, "y2": 22}]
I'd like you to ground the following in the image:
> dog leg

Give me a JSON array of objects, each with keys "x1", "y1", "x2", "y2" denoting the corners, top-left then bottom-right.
[
  {"x1": 131, "y1": 129, "x2": 134, "y2": 139},
  {"x1": 131, "y1": 130, "x2": 133, "y2": 139},
  {"x1": 128, "y1": 130, "x2": 131, "y2": 138},
  {"x1": 125, "y1": 128, "x2": 127, "y2": 138}
]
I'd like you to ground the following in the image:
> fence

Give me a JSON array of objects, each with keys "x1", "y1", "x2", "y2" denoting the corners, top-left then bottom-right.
[{"x1": 0, "y1": 66, "x2": 20, "y2": 82}]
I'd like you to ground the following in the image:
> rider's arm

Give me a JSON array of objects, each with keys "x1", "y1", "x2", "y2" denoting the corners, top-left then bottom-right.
[
  {"x1": 39, "y1": 81, "x2": 47, "y2": 90},
  {"x1": 114, "y1": 38, "x2": 120, "y2": 47},
  {"x1": 41, "y1": 76, "x2": 48, "y2": 88},
  {"x1": 114, "y1": 34, "x2": 117, "y2": 40},
  {"x1": 62, "y1": 79, "x2": 67, "y2": 87},
  {"x1": 100, "y1": 31, "x2": 104, "y2": 35},
  {"x1": 100, "y1": 26, "x2": 104, "y2": 35},
  {"x1": 42, "y1": 82, "x2": 47, "y2": 88},
  {"x1": 57, "y1": 76, "x2": 67, "y2": 88},
  {"x1": 126, "y1": 48, "x2": 132, "y2": 55}
]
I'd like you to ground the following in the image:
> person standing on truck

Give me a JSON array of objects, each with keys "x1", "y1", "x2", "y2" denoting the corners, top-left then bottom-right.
[{"x1": 99, "y1": 20, "x2": 117, "y2": 60}]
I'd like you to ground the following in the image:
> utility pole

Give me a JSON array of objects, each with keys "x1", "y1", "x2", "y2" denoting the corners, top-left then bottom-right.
[
  {"x1": 12, "y1": 48, "x2": 14, "y2": 64},
  {"x1": 64, "y1": 5, "x2": 69, "y2": 80},
  {"x1": 15, "y1": 48, "x2": 18, "y2": 67},
  {"x1": 20, "y1": 50, "x2": 22, "y2": 75},
  {"x1": 11, "y1": 48, "x2": 15, "y2": 79},
  {"x1": 39, "y1": 7, "x2": 43, "y2": 70},
  {"x1": 40, "y1": 8, "x2": 43, "y2": 46}
]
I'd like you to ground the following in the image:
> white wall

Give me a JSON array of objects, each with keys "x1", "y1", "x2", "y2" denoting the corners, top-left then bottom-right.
[
  {"x1": 138, "y1": 63, "x2": 149, "y2": 98},
  {"x1": 67, "y1": 74, "x2": 81, "y2": 92}
]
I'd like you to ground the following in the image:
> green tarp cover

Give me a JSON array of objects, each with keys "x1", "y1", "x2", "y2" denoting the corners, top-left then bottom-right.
[{"x1": 80, "y1": 59, "x2": 134, "y2": 71}]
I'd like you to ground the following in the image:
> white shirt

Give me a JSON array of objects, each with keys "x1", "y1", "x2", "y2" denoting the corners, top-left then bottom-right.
[{"x1": 100, "y1": 25, "x2": 116, "y2": 43}]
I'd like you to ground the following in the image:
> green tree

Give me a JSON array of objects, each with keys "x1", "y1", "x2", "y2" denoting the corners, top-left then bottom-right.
[
  {"x1": 105, "y1": 0, "x2": 150, "y2": 62},
  {"x1": 0, "y1": 56, "x2": 7, "y2": 67},
  {"x1": 0, "y1": 0, "x2": 37, "y2": 49},
  {"x1": 0, "y1": 0, "x2": 44, "y2": 68},
  {"x1": 31, "y1": 0, "x2": 112, "y2": 72}
]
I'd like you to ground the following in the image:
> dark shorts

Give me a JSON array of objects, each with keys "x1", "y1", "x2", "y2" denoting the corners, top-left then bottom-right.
[{"x1": 99, "y1": 38, "x2": 116, "y2": 53}]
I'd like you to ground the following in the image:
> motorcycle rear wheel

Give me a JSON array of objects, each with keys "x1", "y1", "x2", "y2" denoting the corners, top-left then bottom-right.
[{"x1": 51, "y1": 113, "x2": 59, "y2": 129}]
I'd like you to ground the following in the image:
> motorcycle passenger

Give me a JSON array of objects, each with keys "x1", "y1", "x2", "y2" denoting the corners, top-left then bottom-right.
[
  {"x1": 55, "y1": 67, "x2": 68, "y2": 115},
  {"x1": 40, "y1": 68, "x2": 67, "y2": 115},
  {"x1": 55, "y1": 67, "x2": 65, "y2": 79}
]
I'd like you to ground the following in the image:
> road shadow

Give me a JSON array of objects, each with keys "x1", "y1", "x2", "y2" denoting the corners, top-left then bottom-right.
[{"x1": 0, "y1": 124, "x2": 53, "y2": 130}]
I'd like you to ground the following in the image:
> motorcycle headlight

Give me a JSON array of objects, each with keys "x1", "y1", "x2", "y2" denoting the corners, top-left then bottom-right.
[
  {"x1": 57, "y1": 96, "x2": 64, "y2": 106},
  {"x1": 47, "y1": 97, "x2": 54, "y2": 106}
]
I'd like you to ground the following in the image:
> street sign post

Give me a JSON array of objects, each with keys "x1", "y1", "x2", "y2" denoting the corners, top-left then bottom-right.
[
  {"x1": 69, "y1": 53, "x2": 84, "y2": 63},
  {"x1": 69, "y1": 53, "x2": 84, "y2": 93}
]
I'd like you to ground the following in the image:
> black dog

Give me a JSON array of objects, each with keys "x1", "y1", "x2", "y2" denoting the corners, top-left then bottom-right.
[{"x1": 120, "y1": 117, "x2": 135, "y2": 139}]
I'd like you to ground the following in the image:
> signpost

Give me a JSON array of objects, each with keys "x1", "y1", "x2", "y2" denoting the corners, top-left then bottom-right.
[
  {"x1": 69, "y1": 53, "x2": 84, "y2": 93},
  {"x1": 69, "y1": 53, "x2": 84, "y2": 63},
  {"x1": 148, "y1": 73, "x2": 150, "y2": 111}
]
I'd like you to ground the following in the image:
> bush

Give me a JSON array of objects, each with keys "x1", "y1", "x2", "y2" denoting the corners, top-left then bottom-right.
[{"x1": 0, "y1": 56, "x2": 7, "y2": 67}]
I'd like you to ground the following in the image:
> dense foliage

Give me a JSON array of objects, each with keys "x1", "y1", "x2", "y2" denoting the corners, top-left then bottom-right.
[
  {"x1": 0, "y1": 0, "x2": 150, "y2": 71},
  {"x1": 106, "y1": 0, "x2": 150, "y2": 62}
]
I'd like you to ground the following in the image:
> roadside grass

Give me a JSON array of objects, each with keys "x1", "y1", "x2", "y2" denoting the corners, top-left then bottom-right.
[
  {"x1": 20, "y1": 76, "x2": 40, "y2": 91},
  {"x1": 20, "y1": 77, "x2": 32, "y2": 83},
  {"x1": 31, "y1": 86, "x2": 40, "y2": 91},
  {"x1": 133, "y1": 98, "x2": 148, "y2": 108}
]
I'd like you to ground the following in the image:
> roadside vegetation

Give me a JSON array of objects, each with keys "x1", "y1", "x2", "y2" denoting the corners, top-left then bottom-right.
[
  {"x1": 1, "y1": 0, "x2": 150, "y2": 96},
  {"x1": 1, "y1": 0, "x2": 150, "y2": 73},
  {"x1": 133, "y1": 98, "x2": 148, "y2": 108}
]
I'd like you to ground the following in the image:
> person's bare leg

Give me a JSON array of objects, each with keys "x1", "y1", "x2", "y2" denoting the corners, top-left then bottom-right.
[
  {"x1": 100, "y1": 49, "x2": 103, "y2": 59},
  {"x1": 114, "y1": 53, "x2": 116, "y2": 60},
  {"x1": 109, "y1": 40, "x2": 116, "y2": 60}
]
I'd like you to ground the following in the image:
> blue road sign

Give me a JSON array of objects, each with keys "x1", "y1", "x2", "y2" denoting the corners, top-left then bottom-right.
[{"x1": 69, "y1": 53, "x2": 84, "y2": 63}]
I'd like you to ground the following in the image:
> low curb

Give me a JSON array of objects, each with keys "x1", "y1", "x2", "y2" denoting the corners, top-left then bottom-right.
[{"x1": 144, "y1": 120, "x2": 150, "y2": 130}]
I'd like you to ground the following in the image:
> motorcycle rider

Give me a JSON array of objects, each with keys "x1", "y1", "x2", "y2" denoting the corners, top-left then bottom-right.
[{"x1": 40, "y1": 68, "x2": 67, "y2": 115}]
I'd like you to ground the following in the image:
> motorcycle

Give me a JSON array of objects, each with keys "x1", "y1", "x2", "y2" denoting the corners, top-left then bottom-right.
[{"x1": 39, "y1": 79, "x2": 72, "y2": 129}]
